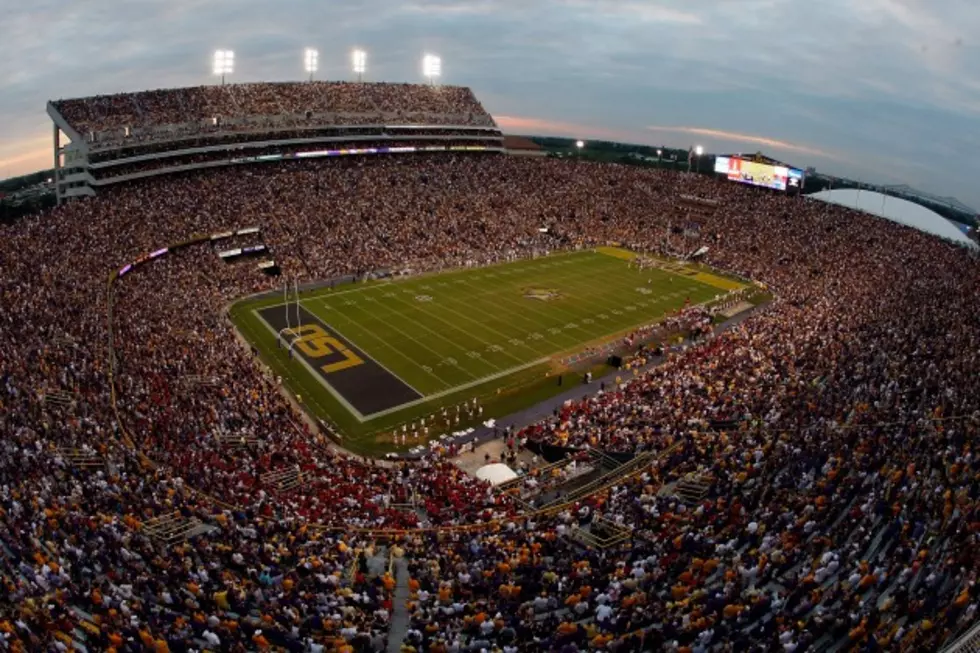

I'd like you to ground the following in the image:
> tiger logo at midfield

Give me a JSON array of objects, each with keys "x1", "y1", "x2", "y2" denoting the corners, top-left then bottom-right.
[{"x1": 523, "y1": 288, "x2": 562, "y2": 302}]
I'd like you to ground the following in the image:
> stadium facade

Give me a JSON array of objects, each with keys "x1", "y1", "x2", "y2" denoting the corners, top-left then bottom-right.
[{"x1": 47, "y1": 81, "x2": 504, "y2": 203}]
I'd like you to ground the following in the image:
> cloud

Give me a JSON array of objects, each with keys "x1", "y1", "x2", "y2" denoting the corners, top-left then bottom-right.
[
  {"x1": 559, "y1": 0, "x2": 703, "y2": 25},
  {"x1": 402, "y1": 1, "x2": 497, "y2": 15},
  {"x1": 0, "y1": 0, "x2": 977, "y2": 206},
  {"x1": 494, "y1": 115, "x2": 635, "y2": 141},
  {"x1": 0, "y1": 135, "x2": 52, "y2": 176},
  {"x1": 645, "y1": 126, "x2": 838, "y2": 160}
]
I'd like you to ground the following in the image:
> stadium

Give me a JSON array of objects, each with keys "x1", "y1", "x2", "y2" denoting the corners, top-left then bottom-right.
[{"x1": 2, "y1": 50, "x2": 980, "y2": 653}]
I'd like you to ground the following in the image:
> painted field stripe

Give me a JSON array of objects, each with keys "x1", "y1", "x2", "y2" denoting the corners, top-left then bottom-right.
[
  {"x1": 238, "y1": 309, "x2": 342, "y2": 427},
  {"x1": 344, "y1": 288, "x2": 508, "y2": 376},
  {"x1": 360, "y1": 357, "x2": 552, "y2": 421},
  {"x1": 252, "y1": 308, "x2": 368, "y2": 422},
  {"x1": 309, "y1": 316, "x2": 425, "y2": 397},
  {"x1": 307, "y1": 295, "x2": 453, "y2": 396},
  {"x1": 332, "y1": 297, "x2": 482, "y2": 384},
  {"x1": 283, "y1": 250, "x2": 597, "y2": 313},
  {"x1": 383, "y1": 291, "x2": 541, "y2": 364},
  {"x1": 377, "y1": 292, "x2": 519, "y2": 369},
  {"x1": 453, "y1": 261, "x2": 632, "y2": 339},
  {"x1": 316, "y1": 298, "x2": 461, "y2": 390}
]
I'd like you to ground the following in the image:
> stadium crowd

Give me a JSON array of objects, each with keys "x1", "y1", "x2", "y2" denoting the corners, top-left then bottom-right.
[
  {"x1": 1, "y1": 149, "x2": 979, "y2": 652},
  {"x1": 53, "y1": 82, "x2": 496, "y2": 149}
]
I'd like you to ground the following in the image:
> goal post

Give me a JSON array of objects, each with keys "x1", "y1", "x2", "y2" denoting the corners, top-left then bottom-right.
[{"x1": 276, "y1": 276, "x2": 302, "y2": 353}]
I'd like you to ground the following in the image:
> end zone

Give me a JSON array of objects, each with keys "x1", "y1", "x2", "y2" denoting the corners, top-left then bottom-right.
[{"x1": 256, "y1": 304, "x2": 422, "y2": 418}]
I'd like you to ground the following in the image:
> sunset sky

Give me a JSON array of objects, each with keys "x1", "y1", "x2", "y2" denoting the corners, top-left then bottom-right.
[{"x1": 1, "y1": 0, "x2": 978, "y2": 207}]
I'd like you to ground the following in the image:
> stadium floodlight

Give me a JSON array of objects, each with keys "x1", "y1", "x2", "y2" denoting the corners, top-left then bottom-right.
[
  {"x1": 213, "y1": 49, "x2": 234, "y2": 85},
  {"x1": 691, "y1": 145, "x2": 705, "y2": 173},
  {"x1": 352, "y1": 49, "x2": 367, "y2": 82},
  {"x1": 576, "y1": 140, "x2": 585, "y2": 149},
  {"x1": 304, "y1": 48, "x2": 319, "y2": 81},
  {"x1": 422, "y1": 53, "x2": 442, "y2": 84}
]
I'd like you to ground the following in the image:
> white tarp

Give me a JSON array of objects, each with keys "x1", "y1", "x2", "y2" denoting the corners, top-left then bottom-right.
[
  {"x1": 808, "y1": 189, "x2": 976, "y2": 249},
  {"x1": 474, "y1": 463, "x2": 518, "y2": 486}
]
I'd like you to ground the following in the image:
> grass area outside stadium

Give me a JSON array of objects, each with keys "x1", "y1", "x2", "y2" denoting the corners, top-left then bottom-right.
[{"x1": 230, "y1": 247, "x2": 751, "y2": 457}]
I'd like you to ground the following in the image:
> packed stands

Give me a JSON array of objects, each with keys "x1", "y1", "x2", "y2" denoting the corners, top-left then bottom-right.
[
  {"x1": 48, "y1": 81, "x2": 502, "y2": 203},
  {"x1": 51, "y1": 82, "x2": 496, "y2": 147},
  {"x1": 1, "y1": 148, "x2": 979, "y2": 651}
]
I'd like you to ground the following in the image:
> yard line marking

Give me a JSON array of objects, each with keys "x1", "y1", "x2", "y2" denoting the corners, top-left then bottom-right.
[
  {"x1": 318, "y1": 299, "x2": 461, "y2": 390},
  {"x1": 361, "y1": 357, "x2": 551, "y2": 421},
  {"x1": 252, "y1": 308, "x2": 368, "y2": 421},
  {"x1": 334, "y1": 298, "x2": 482, "y2": 384},
  {"x1": 454, "y1": 263, "x2": 620, "y2": 335},
  {"x1": 304, "y1": 315, "x2": 425, "y2": 397},
  {"x1": 385, "y1": 290, "x2": 548, "y2": 362},
  {"x1": 372, "y1": 292, "x2": 515, "y2": 372}
]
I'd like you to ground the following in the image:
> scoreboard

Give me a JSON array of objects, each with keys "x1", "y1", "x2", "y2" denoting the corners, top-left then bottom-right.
[{"x1": 714, "y1": 155, "x2": 804, "y2": 192}]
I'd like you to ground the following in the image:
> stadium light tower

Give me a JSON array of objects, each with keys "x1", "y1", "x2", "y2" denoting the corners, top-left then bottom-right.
[
  {"x1": 352, "y1": 49, "x2": 367, "y2": 82},
  {"x1": 304, "y1": 48, "x2": 318, "y2": 82},
  {"x1": 422, "y1": 54, "x2": 442, "y2": 85},
  {"x1": 213, "y1": 49, "x2": 234, "y2": 85},
  {"x1": 694, "y1": 145, "x2": 704, "y2": 173}
]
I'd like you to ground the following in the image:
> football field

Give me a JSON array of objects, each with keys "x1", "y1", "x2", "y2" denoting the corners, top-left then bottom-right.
[{"x1": 231, "y1": 247, "x2": 744, "y2": 454}]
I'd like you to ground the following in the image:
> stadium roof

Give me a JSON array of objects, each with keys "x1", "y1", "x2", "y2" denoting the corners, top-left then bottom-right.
[
  {"x1": 877, "y1": 183, "x2": 977, "y2": 216},
  {"x1": 809, "y1": 188, "x2": 977, "y2": 249}
]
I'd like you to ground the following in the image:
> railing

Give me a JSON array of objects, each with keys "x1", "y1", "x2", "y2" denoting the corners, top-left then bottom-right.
[
  {"x1": 53, "y1": 447, "x2": 103, "y2": 469},
  {"x1": 259, "y1": 468, "x2": 304, "y2": 492},
  {"x1": 538, "y1": 452, "x2": 655, "y2": 510},
  {"x1": 141, "y1": 512, "x2": 205, "y2": 546},
  {"x1": 568, "y1": 516, "x2": 632, "y2": 550},
  {"x1": 215, "y1": 433, "x2": 260, "y2": 449},
  {"x1": 943, "y1": 619, "x2": 980, "y2": 653}
]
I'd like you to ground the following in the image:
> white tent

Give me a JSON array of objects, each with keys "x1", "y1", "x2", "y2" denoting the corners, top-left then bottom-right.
[
  {"x1": 808, "y1": 189, "x2": 976, "y2": 249},
  {"x1": 475, "y1": 463, "x2": 518, "y2": 486}
]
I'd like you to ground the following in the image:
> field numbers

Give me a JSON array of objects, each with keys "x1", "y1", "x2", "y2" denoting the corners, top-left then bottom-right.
[
  {"x1": 467, "y1": 351, "x2": 483, "y2": 359},
  {"x1": 442, "y1": 357, "x2": 458, "y2": 366},
  {"x1": 565, "y1": 323, "x2": 579, "y2": 330},
  {"x1": 548, "y1": 328, "x2": 563, "y2": 336},
  {"x1": 415, "y1": 295, "x2": 433, "y2": 302},
  {"x1": 582, "y1": 318, "x2": 594, "y2": 325},
  {"x1": 625, "y1": 305, "x2": 637, "y2": 312},
  {"x1": 287, "y1": 324, "x2": 364, "y2": 374},
  {"x1": 597, "y1": 314, "x2": 610, "y2": 320},
  {"x1": 486, "y1": 344, "x2": 504, "y2": 353},
  {"x1": 611, "y1": 309, "x2": 623, "y2": 315},
  {"x1": 509, "y1": 338, "x2": 525, "y2": 347},
  {"x1": 635, "y1": 287, "x2": 653, "y2": 295},
  {"x1": 527, "y1": 333, "x2": 544, "y2": 341}
]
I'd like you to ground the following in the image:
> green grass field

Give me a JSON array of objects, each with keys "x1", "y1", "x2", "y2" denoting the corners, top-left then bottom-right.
[{"x1": 230, "y1": 248, "x2": 745, "y2": 456}]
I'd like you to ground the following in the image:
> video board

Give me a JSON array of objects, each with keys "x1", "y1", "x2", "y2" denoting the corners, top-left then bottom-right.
[{"x1": 714, "y1": 156, "x2": 803, "y2": 192}]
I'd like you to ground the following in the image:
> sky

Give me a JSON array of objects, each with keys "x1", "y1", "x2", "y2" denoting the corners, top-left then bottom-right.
[{"x1": 1, "y1": 0, "x2": 978, "y2": 208}]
